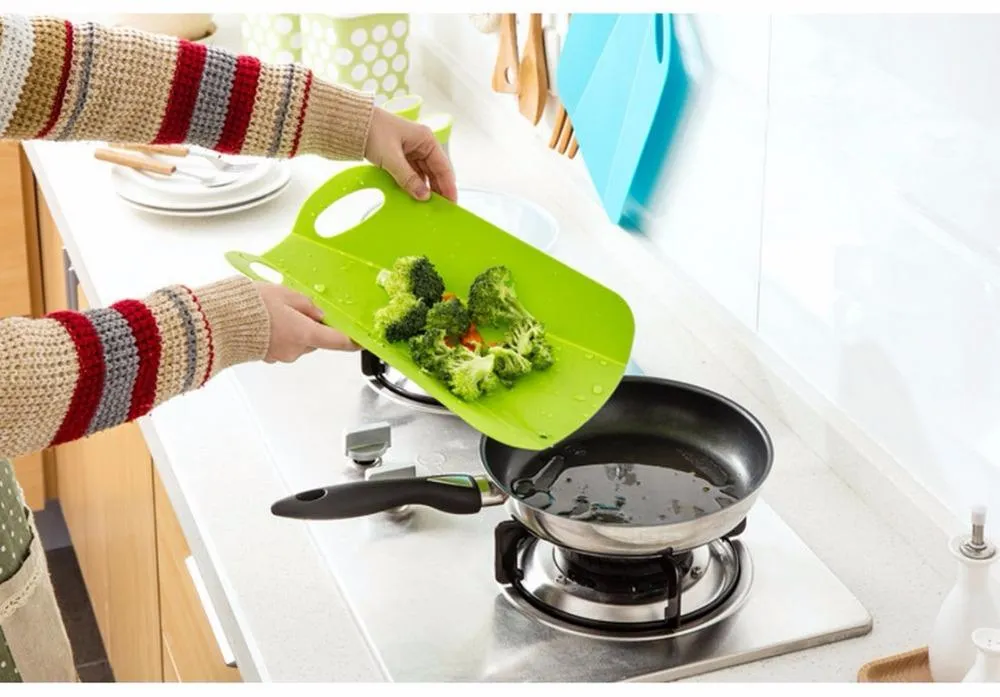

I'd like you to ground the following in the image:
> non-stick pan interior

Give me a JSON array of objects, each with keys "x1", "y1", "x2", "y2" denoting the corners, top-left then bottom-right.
[{"x1": 481, "y1": 377, "x2": 772, "y2": 526}]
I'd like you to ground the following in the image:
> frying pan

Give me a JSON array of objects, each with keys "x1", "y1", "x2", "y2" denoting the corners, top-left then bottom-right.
[{"x1": 271, "y1": 377, "x2": 773, "y2": 557}]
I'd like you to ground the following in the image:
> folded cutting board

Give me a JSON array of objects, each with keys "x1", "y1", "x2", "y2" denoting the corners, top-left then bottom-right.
[
  {"x1": 557, "y1": 14, "x2": 688, "y2": 231},
  {"x1": 226, "y1": 165, "x2": 635, "y2": 451}
]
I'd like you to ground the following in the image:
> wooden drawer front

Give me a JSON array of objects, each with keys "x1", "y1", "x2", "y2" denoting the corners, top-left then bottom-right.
[
  {"x1": 154, "y1": 474, "x2": 241, "y2": 682},
  {"x1": 0, "y1": 142, "x2": 32, "y2": 318}
]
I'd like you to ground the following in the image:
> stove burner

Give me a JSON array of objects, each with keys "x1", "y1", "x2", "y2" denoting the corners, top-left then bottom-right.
[
  {"x1": 361, "y1": 351, "x2": 450, "y2": 415},
  {"x1": 494, "y1": 519, "x2": 753, "y2": 642}
]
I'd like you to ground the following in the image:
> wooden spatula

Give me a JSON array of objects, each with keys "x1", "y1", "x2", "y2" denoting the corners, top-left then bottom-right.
[
  {"x1": 518, "y1": 14, "x2": 548, "y2": 125},
  {"x1": 491, "y1": 14, "x2": 519, "y2": 94}
]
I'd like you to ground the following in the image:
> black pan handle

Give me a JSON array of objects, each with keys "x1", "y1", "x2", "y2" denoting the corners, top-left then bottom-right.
[{"x1": 271, "y1": 475, "x2": 489, "y2": 520}]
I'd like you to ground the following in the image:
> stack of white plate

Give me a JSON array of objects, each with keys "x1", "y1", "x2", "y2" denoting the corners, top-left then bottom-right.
[{"x1": 109, "y1": 153, "x2": 292, "y2": 218}]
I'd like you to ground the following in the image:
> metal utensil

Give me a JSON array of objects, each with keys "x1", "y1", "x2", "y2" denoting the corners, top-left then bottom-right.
[
  {"x1": 112, "y1": 142, "x2": 259, "y2": 174},
  {"x1": 517, "y1": 14, "x2": 548, "y2": 125},
  {"x1": 271, "y1": 376, "x2": 774, "y2": 557},
  {"x1": 95, "y1": 148, "x2": 240, "y2": 188},
  {"x1": 492, "y1": 14, "x2": 519, "y2": 94}
]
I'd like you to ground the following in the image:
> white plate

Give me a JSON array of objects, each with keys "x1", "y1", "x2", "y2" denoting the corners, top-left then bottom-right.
[
  {"x1": 117, "y1": 180, "x2": 291, "y2": 218},
  {"x1": 111, "y1": 160, "x2": 291, "y2": 211}
]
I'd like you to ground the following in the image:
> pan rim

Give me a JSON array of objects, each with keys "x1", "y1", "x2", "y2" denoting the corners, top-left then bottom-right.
[{"x1": 478, "y1": 375, "x2": 775, "y2": 531}]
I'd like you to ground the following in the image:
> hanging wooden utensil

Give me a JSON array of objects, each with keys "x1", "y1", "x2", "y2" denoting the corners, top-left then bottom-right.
[
  {"x1": 517, "y1": 14, "x2": 549, "y2": 125},
  {"x1": 491, "y1": 14, "x2": 519, "y2": 94},
  {"x1": 548, "y1": 103, "x2": 568, "y2": 149}
]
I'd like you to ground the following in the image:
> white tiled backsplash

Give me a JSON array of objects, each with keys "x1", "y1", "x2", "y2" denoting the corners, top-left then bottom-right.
[{"x1": 415, "y1": 14, "x2": 1000, "y2": 527}]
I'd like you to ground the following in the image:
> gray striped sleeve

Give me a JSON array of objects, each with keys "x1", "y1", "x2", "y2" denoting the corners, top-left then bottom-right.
[
  {"x1": 55, "y1": 22, "x2": 96, "y2": 141},
  {"x1": 186, "y1": 45, "x2": 238, "y2": 149},
  {"x1": 85, "y1": 308, "x2": 140, "y2": 434},
  {"x1": 160, "y1": 288, "x2": 200, "y2": 393},
  {"x1": 267, "y1": 63, "x2": 297, "y2": 157}
]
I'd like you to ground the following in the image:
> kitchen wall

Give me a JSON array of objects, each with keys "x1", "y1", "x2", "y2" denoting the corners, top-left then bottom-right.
[{"x1": 414, "y1": 14, "x2": 1000, "y2": 528}]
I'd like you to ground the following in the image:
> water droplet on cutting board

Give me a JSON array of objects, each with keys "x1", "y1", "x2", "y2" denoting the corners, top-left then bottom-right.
[
  {"x1": 574, "y1": 395, "x2": 585, "y2": 402},
  {"x1": 592, "y1": 385, "x2": 604, "y2": 394},
  {"x1": 585, "y1": 353, "x2": 594, "y2": 360},
  {"x1": 313, "y1": 284, "x2": 326, "y2": 293},
  {"x1": 599, "y1": 360, "x2": 608, "y2": 366}
]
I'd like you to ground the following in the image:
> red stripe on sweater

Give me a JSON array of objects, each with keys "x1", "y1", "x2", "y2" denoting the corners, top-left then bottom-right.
[
  {"x1": 289, "y1": 70, "x2": 313, "y2": 157},
  {"x1": 153, "y1": 40, "x2": 208, "y2": 144},
  {"x1": 48, "y1": 311, "x2": 105, "y2": 446},
  {"x1": 111, "y1": 299, "x2": 162, "y2": 420},
  {"x1": 180, "y1": 286, "x2": 214, "y2": 386},
  {"x1": 34, "y1": 20, "x2": 74, "y2": 138},
  {"x1": 215, "y1": 54, "x2": 260, "y2": 154}
]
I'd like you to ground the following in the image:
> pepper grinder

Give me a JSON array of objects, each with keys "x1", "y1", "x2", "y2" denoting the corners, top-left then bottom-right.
[{"x1": 929, "y1": 506, "x2": 1000, "y2": 682}]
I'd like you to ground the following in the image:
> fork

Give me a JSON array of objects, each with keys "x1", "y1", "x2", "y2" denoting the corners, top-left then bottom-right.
[
  {"x1": 112, "y1": 143, "x2": 259, "y2": 173},
  {"x1": 95, "y1": 148, "x2": 240, "y2": 188}
]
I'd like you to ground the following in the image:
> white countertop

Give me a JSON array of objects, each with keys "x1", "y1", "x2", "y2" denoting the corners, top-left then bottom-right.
[{"x1": 25, "y1": 76, "x2": 954, "y2": 681}]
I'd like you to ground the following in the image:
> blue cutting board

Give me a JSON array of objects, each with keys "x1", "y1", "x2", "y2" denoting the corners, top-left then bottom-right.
[{"x1": 557, "y1": 14, "x2": 688, "y2": 231}]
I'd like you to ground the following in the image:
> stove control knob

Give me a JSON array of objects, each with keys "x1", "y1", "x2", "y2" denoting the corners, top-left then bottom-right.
[
  {"x1": 364, "y1": 464, "x2": 417, "y2": 520},
  {"x1": 363, "y1": 464, "x2": 417, "y2": 482},
  {"x1": 344, "y1": 422, "x2": 391, "y2": 467}
]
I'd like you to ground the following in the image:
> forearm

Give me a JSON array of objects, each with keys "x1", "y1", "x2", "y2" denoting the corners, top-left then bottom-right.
[
  {"x1": 0, "y1": 14, "x2": 374, "y2": 159},
  {"x1": 0, "y1": 276, "x2": 268, "y2": 460}
]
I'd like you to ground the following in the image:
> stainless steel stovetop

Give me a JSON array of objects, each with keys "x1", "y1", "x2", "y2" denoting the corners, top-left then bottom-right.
[{"x1": 232, "y1": 353, "x2": 872, "y2": 682}]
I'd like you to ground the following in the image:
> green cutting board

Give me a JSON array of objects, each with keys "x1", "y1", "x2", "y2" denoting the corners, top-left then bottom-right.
[{"x1": 226, "y1": 165, "x2": 635, "y2": 450}]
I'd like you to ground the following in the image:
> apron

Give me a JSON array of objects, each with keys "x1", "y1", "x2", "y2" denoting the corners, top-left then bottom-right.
[{"x1": 0, "y1": 460, "x2": 77, "y2": 682}]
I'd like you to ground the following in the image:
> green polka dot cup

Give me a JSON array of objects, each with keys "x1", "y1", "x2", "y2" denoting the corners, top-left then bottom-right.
[
  {"x1": 301, "y1": 14, "x2": 411, "y2": 106},
  {"x1": 241, "y1": 13, "x2": 302, "y2": 64}
]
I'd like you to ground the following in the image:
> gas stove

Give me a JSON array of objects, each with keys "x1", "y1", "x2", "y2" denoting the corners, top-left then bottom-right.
[{"x1": 232, "y1": 350, "x2": 873, "y2": 681}]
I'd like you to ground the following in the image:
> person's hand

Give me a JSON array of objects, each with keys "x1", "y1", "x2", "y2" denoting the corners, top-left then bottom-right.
[
  {"x1": 364, "y1": 107, "x2": 458, "y2": 203},
  {"x1": 257, "y1": 283, "x2": 359, "y2": 363}
]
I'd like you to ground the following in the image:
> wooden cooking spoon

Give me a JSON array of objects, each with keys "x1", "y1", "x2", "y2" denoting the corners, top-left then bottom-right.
[
  {"x1": 517, "y1": 14, "x2": 548, "y2": 125},
  {"x1": 491, "y1": 14, "x2": 519, "y2": 94}
]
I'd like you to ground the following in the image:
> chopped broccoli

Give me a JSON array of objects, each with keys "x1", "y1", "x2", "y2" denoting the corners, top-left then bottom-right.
[
  {"x1": 425, "y1": 298, "x2": 470, "y2": 339},
  {"x1": 488, "y1": 345, "x2": 532, "y2": 385},
  {"x1": 408, "y1": 329, "x2": 456, "y2": 381},
  {"x1": 447, "y1": 351, "x2": 501, "y2": 402},
  {"x1": 373, "y1": 256, "x2": 557, "y2": 403},
  {"x1": 467, "y1": 265, "x2": 534, "y2": 327},
  {"x1": 506, "y1": 318, "x2": 554, "y2": 371},
  {"x1": 376, "y1": 256, "x2": 445, "y2": 305},
  {"x1": 373, "y1": 293, "x2": 428, "y2": 343}
]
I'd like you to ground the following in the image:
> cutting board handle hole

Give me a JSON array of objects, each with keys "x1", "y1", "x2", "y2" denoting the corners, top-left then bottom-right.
[
  {"x1": 249, "y1": 262, "x2": 283, "y2": 284},
  {"x1": 314, "y1": 188, "x2": 386, "y2": 239},
  {"x1": 654, "y1": 14, "x2": 666, "y2": 63}
]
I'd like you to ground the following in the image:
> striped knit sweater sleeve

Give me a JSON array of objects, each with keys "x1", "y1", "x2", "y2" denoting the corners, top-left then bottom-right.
[
  {"x1": 0, "y1": 14, "x2": 384, "y2": 461},
  {"x1": 0, "y1": 14, "x2": 374, "y2": 160},
  {"x1": 0, "y1": 277, "x2": 270, "y2": 460}
]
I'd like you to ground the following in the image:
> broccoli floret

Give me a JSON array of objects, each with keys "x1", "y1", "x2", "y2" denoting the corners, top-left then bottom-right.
[
  {"x1": 447, "y1": 351, "x2": 501, "y2": 402},
  {"x1": 408, "y1": 329, "x2": 456, "y2": 381},
  {"x1": 467, "y1": 265, "x2": 534, "y2": 327},
  {"x1": 376, "y1": 256, "x2": 445, "y2": 305},
  {"x1": 488, "y1": 345, "x2": 532, "y2": 385},
  {"x1": 373, "y1": 293, "x2": 428, "y2": 343},
  {"x1": 506, "y1": 318, "x2": 554, "y2": 371},
  {"x1": 425, "y1": 298, "x2": 470, "y2": 339}
]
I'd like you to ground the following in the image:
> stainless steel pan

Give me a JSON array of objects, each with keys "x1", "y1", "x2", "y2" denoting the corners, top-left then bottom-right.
[{"x1": 271, "y1": 377, "x2": 773, "y2": 556}]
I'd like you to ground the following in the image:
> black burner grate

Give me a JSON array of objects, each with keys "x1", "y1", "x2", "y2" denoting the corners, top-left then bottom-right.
[{"x1": 494, "y1": 517, "x2": 748, "y2": 632}]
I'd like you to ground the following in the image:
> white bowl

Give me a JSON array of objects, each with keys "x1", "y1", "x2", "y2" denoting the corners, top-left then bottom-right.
[
  {"x1": 358, "y1": 187, "x2": 559, "y2": 252},
  {"x1": 456, "y1": 188, "x2": 559, "y2": 252}
]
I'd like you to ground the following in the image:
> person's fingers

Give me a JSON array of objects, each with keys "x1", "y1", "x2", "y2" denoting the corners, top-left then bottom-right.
[
  {"x1": 385, "y1": 148, "x2": 430, "y2": 201},
  {"x1": 306, "y1": 321, "x2": 360, "y2": 351},
  {"x1": 283, "y1": 291, "x2": 325, "y2": 323},
  {"x1": 420, "y1": 142, "x2": 458, "y2": 203}
]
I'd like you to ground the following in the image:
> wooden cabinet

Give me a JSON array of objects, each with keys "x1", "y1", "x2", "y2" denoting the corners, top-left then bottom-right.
[
  {"x1": 18, "y1": 171, "x2": 243, "y2": 683},
  {"x1": 155, "y1": 474, "x2": 241, "y2": 683},
  {"x1": 0, "y1": 143, "x2": 48, "y2": 510}
]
